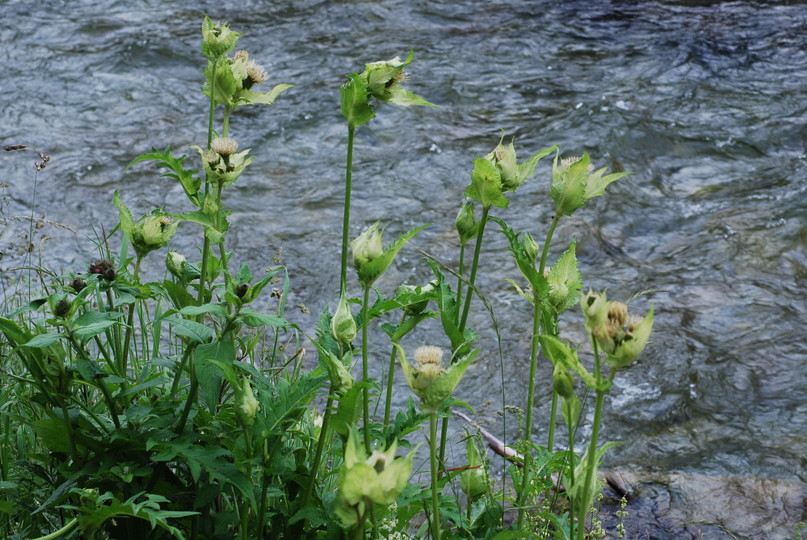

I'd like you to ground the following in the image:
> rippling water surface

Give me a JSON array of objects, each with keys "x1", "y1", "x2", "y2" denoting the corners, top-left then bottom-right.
[{"x1": 2, "y1": 1, "x2": 806, "y2": 536}]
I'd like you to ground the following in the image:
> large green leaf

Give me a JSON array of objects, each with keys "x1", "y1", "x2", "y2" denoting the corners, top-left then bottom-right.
[
  {"x1": 465, "y1": 158, "x2": 509, "y2": 209},
  {"x1": 340, "y1": 73, "x2": 375, "y2": 128}
]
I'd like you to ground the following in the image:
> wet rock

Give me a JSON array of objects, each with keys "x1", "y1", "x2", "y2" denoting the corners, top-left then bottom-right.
[{"x1": 598, "y1": 470, "x2": 807, "y2": 539}]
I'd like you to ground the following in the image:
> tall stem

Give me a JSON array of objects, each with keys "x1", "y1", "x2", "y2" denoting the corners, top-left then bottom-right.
[
  {"x1": 455, "y1": 243, "x2": 466, "y2": 325},
  {"x1": 383, "y1": 313, "x2": 406, "y2": 427},
  {"x1": 441, "y1": 207, "x2": 490, "y2": 469},
  {"x1": 198, "y1": 60, "x2": 217, "y2": 305},
  {"x1": 120, "y1": 256, "x2": 142, "y2": 376},
  {"x1": 300, "y1": 396, "x2": 334, "y2": 508},
  {"x1": 429, "y1": 412, "x2": 442, "y2": 540},
  {"x1": 361, "y1": 285, "x2": 371, "y2": 454},
  {"x1": 458, "y1": 206, "x2": 490, "y2": 333},
  {"x1": 340, "y1": 124, "x2": 356, "y2": 296},
  {"x1": 517, "y1": 214, "x2": 560, "y2": 530},
  {"x1": 576, "y1": 338, "x2": 604, "y2": 540},
  {"x1": 516, "y1": 296, "x2": 542, "y2": 529}
]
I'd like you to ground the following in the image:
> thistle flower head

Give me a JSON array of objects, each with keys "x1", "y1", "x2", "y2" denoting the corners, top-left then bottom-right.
[
  {"x1": 335, "y1": 429, "x2": 416, "y2": 525},
  {"x1": 399, "y1": 345, "x2": 477, "y2": 414},
  {"x1": 580, "y1": 290, "x2": 654, "y2": 370},
  {"x1": 211, "y1": 137, "x2": 238, "y2": 156},
  {"x1": 246, "y1": 60, "x2": 268, "y2": 85}
]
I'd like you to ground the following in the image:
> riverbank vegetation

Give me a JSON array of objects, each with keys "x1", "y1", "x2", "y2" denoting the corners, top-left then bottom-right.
[{"x1": 0, "y1": 18, "x2": 656, "y2": 539}]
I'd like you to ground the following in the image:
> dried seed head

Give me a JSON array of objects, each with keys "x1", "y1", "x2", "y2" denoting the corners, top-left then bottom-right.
[
  {"x1": 627, "y1": 315, "x2": 644, "y2": 333},
  {"x1": 246, "y1": 60, "x2": 268, "y2": 85},
  {"x1": 607, "y1": 301, "x2": 628, "y2": 327},
  {"x1": 203, "y1": 149, "x2": 220, "y2": 165},
  {"x1": 391, "y1": 69, "x2": 407, "y2": 85},
  {"x1": 211, "y1": 137, "x2": 238, "y2": 156},
  {"x1": 414, "y1": 345, "x2": 444, "y2": 366}
]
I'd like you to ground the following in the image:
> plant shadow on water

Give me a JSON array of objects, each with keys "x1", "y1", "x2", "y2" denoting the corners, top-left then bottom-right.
[{"x1": 1, "y1": 1, "x2": 806, "y2": 539}]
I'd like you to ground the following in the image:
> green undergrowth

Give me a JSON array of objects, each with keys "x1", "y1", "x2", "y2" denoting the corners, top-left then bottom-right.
[{"x1": 0, "y1": 17, "x2": 656, "y2": 540}]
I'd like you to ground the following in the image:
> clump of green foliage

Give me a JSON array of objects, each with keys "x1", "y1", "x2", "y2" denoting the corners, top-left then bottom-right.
[{"x1": 0, "y1": 16, "x2": 654, "y2": 540}]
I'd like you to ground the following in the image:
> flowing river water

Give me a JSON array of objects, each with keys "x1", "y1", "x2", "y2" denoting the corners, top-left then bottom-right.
[{"x1": 1, "y1": 1, "x2": 806, "y2": 537}]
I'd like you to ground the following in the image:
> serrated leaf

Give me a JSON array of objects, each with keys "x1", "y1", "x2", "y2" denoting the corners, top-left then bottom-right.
[
  {"x1": 127, "y1": 147, "x2": 201, "y2": 205},
  {"x1": 236, "y1": 84, "x2": 294, "y2": 106},
  {"x1": 584, "y1": 168, "x2": 631, "y2": 200},
  {"x1": 340, "y1": 73, "x2": 375, "y2": 127},
  {"x1": 547, "y1": 239, "x2": 582, "y2": 313},
  {"x1": 113, "y1": 191, "x2": 135, "y2": 242},
  {"x1": 465, "y1": 158, "x2": 509, "y2": 209},
  {"x1": 539, "y1": 335, "x2": 598, "y2": 389}
]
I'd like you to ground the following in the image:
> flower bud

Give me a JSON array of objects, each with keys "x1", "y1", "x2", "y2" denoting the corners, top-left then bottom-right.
[
  {"x1": 553, "y1": 365, "x2": 575, "y2": 400},
  {"x1": 322, "y1": 350, "x2": 354, "y2": 395},
  {"x1": 201, "y1": 17, "x2": 238, "y2": 60},
  {"x1": 89, "y1": 260, "x2": 116, "y2": 282},
  {"x1": 235, "y1": 377, "x2": 260, "y2": 427},
  {"x1": 132, "y1": 215, "x2": 178, "y2": 259},
  {"x1": 486, "y1": 138, "x2": 519, "y2": 191},
  {"x1": 335, "y1": 429, "x2": 416, "y2": 526},
  {"x1": 70, "y1": 277, "x2": 87, "y2": 293},
  {"x1": 399, "y1": 345, "x2": 477, "y2": 414},
  {"x1": 331, "y1": 293, "x2": 357, "y2": 345},
  {"x1": 53, "y1": 298, "x2": 71, "y2": 318},
  {"x1": 166, "y1": 251, "x2": 187, "y2": 281},
  {"x1": 523, "y1": 232, "x2": 539, "y2": 264},
  {"x1": 351, "y1": 222, "x2": 384, "y2": 269},
  {"x1": 455, "y1": 200, "x2": 478, "y2": 246}
]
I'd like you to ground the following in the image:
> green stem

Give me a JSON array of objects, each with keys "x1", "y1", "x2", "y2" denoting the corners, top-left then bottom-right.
[
  {"x1": 339, "y1": 124, "x2": 356, "y2": 296},
  {"x1": 576, "y1": 338, "x2": 604, "y2": 540},
  {"x1": 517, "y1": 214, "x2": 560, "y2": 530},
  {"x1": 455, "y1": 242, "x2": 466, "y2": 326},
  {"x1": 567, "y1": 404, "x2": 576, "y2": 540},
  {"x1": 442, "y1": 208, "x2": 490, "y2": 474},
  {"x1": 547, "y1": 391, "x2": 558, "y2": 451},
  {"x1": 383, "y1": 313, "x2": 406, "y2": 427},
  {"x1": 458, "y1": 206, "x2": 490, "y2": 333},
  {"x1": 361, "y1": 285, "x2": 371, "y2": 454},
  {"x1": 300, "y1": 396, "x2": 334, "y2": 509},
  {"x1": 429, "y1": 412, "x2": 442, "y2": 540},
  {"x1": 198, "y1": 60, "x2": 218, "y2": 305},
  {"x1": 222, "y1": 105, "x2": 231, "y2": 138},
  {"x1": 58, "y1": 398, "x2": 80, "y2": 463},
  {"x1": 257, "y1": 440, "x2": 270, "y2": 539},
  {"x1": 516, "y1": 295, "x2": 542, "y2": 530},
  {"x1": 120, "y1": 256, "x2": 143, "y2": 375},
  {"x1": 66, "y1": 330, "x2": 121, "y2": 430},
  {"x1": 240, "y1": 426, "x2": 252, "y2": 539},
  {"x1": 30, "y1": 518, "x2": 78, "y2": 540}
]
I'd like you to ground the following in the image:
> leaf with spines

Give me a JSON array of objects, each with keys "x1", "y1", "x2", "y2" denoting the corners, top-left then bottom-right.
[
  {"x1": 355, "y1": 224, "x2": 428, "y2": 287},
  {"x1": 340, "y1": 73, "x2": 375, "y2": 128},
  {"x1": 547, "y1": 239, "x2": 582, "y2": 313},
  {"x1": 127, "y1": 148, "x2": 200, "y2": 206},
  {"x1": 465, "y1": 158, "x2": 509, "y2": 209}
]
